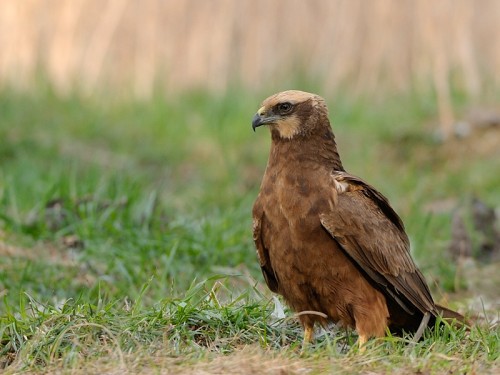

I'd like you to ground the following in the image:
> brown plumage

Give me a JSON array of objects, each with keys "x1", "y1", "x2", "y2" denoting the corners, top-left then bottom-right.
[{"x1": 251, "y1": 90, "x2": 465, "y2": 348}]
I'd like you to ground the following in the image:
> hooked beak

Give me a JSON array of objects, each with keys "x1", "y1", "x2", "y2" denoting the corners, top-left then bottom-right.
[
  {"x1": 252, "y1": 106, "x2": 279, "y2": 132},
  {"x1": 252, "y1": 113, "x2": 264, "y2": 131}
]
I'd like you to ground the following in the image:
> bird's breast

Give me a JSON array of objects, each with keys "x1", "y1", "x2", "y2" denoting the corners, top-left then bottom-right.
[{"x1": 260, "y1": 166, "x2": 332, "y2": 241}]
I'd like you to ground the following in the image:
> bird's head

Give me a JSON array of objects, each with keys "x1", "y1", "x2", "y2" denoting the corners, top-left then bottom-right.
[{"x1": 252, "y1": 90, "x2": 329, "y2": 139}]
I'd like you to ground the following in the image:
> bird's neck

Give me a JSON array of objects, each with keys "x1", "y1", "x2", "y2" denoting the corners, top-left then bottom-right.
[{"x1": 269, "y1": 128, "x2": 344, "y2": 172}]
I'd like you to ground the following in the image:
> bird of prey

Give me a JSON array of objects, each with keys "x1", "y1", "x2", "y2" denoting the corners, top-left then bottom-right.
[{"x1": 251, "y1": 90, "x2": 465, "y2": 349}]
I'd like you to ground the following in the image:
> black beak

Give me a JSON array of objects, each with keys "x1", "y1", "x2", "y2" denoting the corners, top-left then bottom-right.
[{"x1": 252, "y1": 113, "x2": 263, "y2": 132}]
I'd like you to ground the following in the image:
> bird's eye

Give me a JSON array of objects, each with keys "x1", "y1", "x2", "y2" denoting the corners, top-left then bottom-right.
[{"x1": 277, "y1": 102, "x2": 293, "y2": 114}]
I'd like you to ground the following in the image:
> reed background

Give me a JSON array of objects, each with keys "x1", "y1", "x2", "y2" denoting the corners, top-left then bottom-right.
[{"x1": 2, "y1": 0, "x2": 500, "y2": 135}]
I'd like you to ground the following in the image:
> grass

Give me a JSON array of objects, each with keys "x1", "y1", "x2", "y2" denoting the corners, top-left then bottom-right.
[{"x1": 0, "y1": 85, "x2": 499, "y2": 373}]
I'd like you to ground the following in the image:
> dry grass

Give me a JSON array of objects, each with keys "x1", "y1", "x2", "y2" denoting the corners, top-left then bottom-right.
[
  {"x1": 1, "y1": 1, "x2": 500, "y2": 136},
  {"x1": 2, "y1": 346, "x2": 324, "y2": 374},
  {"x1": 4, "y1": 341, "x2": 499, "y2": 374}
]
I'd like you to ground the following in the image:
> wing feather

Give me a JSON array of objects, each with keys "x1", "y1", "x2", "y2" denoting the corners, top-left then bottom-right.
[
  {"x1": 320, "y1": 172, "x2": 436, "y2": 315},
  {"x1": 253, "y1": 198, "x2": 279, "y2": 293}
]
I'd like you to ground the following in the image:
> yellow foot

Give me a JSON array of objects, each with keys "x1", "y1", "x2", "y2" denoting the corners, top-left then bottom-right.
[
  {"x1": 301, "y1": 326, "x2": 314, "y2": 354},
  {"x1": 358, "y1": 335, "x2": 368, "y2": 353}
]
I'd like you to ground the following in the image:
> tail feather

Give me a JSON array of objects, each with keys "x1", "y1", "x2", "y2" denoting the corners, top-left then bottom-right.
[
  {"x1": 435, "y1": 304, "x2": 470, "y2": 328},
  {"x1": 387, "y1": 300, "x2": 470, "y2": 335}
]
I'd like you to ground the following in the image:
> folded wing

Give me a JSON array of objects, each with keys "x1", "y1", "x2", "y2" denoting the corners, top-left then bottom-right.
[{"x1": 320, "y1": 172, "x2": 436, "y2": 316}]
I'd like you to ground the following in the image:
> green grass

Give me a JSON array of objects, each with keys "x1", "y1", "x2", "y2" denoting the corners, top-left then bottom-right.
[{"x1": 0, "y1": 86, "x2": 499, "y2": 373}]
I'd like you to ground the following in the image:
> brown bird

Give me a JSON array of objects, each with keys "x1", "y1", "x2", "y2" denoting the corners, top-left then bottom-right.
[{"x1": 251, "y1": 90, "x2": 465, "y2": 349}]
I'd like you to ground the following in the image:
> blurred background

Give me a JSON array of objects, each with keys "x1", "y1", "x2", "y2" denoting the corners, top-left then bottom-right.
[
  {"x1": 2, "y1": 0, "x2": 500, "y2": 136},
  {"x1": 0, "y1": 0, "x2": 499, "y2": 315}
]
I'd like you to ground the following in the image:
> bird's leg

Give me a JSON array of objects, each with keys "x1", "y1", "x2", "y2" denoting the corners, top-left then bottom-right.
[
  {"x1": 304, "y1": 325, "x2": 314, "y2": 343},
  {"x1": 301, "y1": 324, "x2": 315, "y2": 353},
  {"x1": 358, "y1": 334, "x2": 368, "y2": 353}
]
